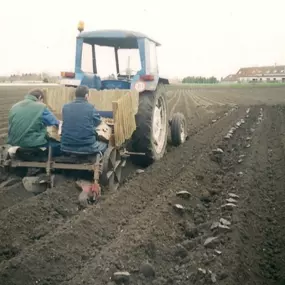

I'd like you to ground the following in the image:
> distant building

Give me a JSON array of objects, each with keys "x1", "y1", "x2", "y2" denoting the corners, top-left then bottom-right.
[
  {"x1": 169, "y1": 77, "x2": 182, "y2": 84},
  {"x1": 223, "y1": 65, "x2": 285, "y2": 83}
]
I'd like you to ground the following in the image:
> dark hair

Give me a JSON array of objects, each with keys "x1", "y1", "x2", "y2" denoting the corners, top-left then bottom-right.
[
  {"x1": 75, "y1": 85, "x2": 89, "y2": 98},
  {"x1": 29, "y1": 89, "x2": 44, "y2": 99}
]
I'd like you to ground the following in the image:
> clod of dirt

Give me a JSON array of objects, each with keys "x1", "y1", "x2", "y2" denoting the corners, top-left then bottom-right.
[
  {"x1": 210, "y1": 272, "x2": 217, "y2": 283},
  {"x1": 246, "y1": 136, "x2": 251, "y2": 141},
  {"x1": 176, "y1": 190, "x2": 191, "y2": 199},
  {"x1": 204, "y1": 237, "x2": 219, "y2": 248},
  {"x1": 221, "y1": 203, "x2": 237, "y2": 210},
  {"x1": 220, "y1": 218, "x2": 231, "y2": 226},
  {"x1": 194, "y1": 204, "x2": 207, "y2": 225},
  {"x1": 217, "y1": 224, "x2": 231, "y2": 233},
  {"x1": 218, "y1": 271, "x2": 229, "y2": 281},
  {"x1": 208, "y1": 188, "x2": 222, "y2": 195},
  {"x1": 174, "y1": 243, "x2": 188, "y2": 258},
  {"x1": 237, "y1": 172, "x2": 244, "y2": 176},
  {"x1": 228, "y1": 193, "x2": 239, "y2": 199},
  {"x1": 136, "y1": 169, "x2": 145, "y2": 174},
  {"x1": 226, "y1": 198, "x2": 238, "y2": 204},
  {"x1": 211, "y1": 222, "x2": 231, "y2": 233},
  {"x1": 211, "y1": 222, "x2": 220, "y2": 230},
  {"x1": 200, "y1": 190, "x2": 211, "y2": 203},
  {"x1": 113, "y1": 271, "x2": 130, "y2": 284},
  {"x1": 183, "y1": 222, "x2": 199, "y2": 238},
  {"x1": 181, "y1": 239, "x2": 196, "y2": 250},
  {"x1": 195, "y1": 174, "x2": 204, "y2": 181},
  {"x1": 0, "y1": 177, "x2": 21, "y2": 188},
  {"x1": 238, "y1": 159, "x2": 243, "y2": 164},
  {"x1": 246, "y1": 144, "x2": 251, "y2": 148},
  {"x1": 139, "y1": 262, "x2": 155, "y2": 278},
  {"x1": 78, "y1": 191, "x2": 90, "y2": 208}
]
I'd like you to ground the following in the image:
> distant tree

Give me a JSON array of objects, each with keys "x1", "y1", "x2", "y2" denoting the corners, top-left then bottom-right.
[
  {"x1": 182, "y1": 76, "x2": 218, "y2": 84},
  {"x1": 43, "y1": 78, "x2": 49, "y2": 83}
]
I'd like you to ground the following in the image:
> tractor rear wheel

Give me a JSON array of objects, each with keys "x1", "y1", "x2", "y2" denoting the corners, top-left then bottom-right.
[{"x1": 130, "y1": 84, "x2": 168, "y2": 167}]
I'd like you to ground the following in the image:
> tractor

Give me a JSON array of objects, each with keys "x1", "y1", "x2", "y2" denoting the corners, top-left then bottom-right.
[
  {"x1": 60, "y1": 22, "x2": 187, "y2": 166},
  {"x1": 0, "y1": 22, "x2": 187, "y2": 205}
]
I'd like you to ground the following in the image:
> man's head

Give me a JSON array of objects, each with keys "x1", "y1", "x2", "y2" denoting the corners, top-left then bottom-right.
[
  {"x1": 29, "y1": 89, "x2": 45, "y2": 102},
  {"x1": 75, "y1": 85, "x2": 89, "y2": 100}
]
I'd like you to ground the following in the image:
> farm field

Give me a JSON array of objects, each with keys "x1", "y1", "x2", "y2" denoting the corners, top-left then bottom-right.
[{"x1": 0, "y1": 84, "x2": 285, "y2": 284}]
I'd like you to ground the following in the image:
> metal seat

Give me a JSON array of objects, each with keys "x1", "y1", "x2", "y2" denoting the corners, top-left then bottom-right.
[
  {"x1": 54, "y1": 151, "x2": 101, "y2": 164},
  {"x1": 13, "y1": 147, "x2": 48, "y2": 162}
]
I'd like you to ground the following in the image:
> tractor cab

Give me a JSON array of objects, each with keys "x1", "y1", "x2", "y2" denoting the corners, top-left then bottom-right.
[{"x1": 60, "y1": 22, "x2": 165, "y2": 92}]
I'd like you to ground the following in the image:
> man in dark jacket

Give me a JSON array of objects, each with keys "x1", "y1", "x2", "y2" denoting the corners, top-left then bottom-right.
[
  {"x1": 8, "y1": 89, "x2": 60, "y2": 152},
  {"x1": 61, "y1": 85, "x2": 108, "y2": 154}
]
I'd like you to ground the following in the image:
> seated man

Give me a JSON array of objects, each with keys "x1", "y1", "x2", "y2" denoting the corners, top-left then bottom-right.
[
  {"x1": 61, "y1": 85, "x2": 108, "y2": 154},
  {"x1": 8, "y1": 89, "x2": 61, "y2": 155}
]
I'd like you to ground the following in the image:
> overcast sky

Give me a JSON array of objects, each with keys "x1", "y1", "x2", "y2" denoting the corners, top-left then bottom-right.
[{"x1": 1, "y1": 0, "x2": 285, "y2": 78}]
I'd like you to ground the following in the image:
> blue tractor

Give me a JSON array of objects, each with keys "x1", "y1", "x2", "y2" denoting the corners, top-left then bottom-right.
[{"x1": 60, "y1": 22, "x2": 187, "y2": 166}]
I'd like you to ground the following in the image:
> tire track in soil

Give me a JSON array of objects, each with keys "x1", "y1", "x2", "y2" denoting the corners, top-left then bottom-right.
[
  {"x1": 181, "y1": 90, "x2": 236, "y2": 138},
  {"x1": 169, "y1": 90, "x2": 183, "y2": 118},
  {"x1": 190, "y1": 93, "x2": 217, "y2": 108},
  {"x1": 164, "y1": 90, "x2": 179, "y2": 113},
  {"x1": 181, "y1": 90, "x2": 203, "y2": 132},
  {"x1": 0, "y1": 107, "x2": 246, "y2": 285},
  {"x1": 193, "y1": 92, "x2": 224, "y2": 106}
]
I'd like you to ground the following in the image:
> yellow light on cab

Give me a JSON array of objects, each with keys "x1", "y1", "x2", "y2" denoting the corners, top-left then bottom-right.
[{"x1": 78, "y1": 21, "x2": 84, "y2": 33}]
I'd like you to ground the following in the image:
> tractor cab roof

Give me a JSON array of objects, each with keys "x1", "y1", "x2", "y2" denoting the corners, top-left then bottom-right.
[{"x1": 77, "y1": 29, "x2": 161, "y2": 49}]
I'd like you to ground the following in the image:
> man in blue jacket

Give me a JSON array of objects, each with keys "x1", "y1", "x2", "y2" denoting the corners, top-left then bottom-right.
[{"x1": 61, "y1": 85, "x2": 108, "y2": 154}]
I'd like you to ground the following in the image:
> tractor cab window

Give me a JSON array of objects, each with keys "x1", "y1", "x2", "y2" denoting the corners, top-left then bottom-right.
[
  {"x1": 117, "y1": 49, "x2": 141, "y2": 76},
  {"x1": 96, "y1": 46, "x2": 117, "y2": 78},
  {"x1": 145, "y1": 39, "x2": 158, "y2": 75},
  {"x1": 81, "y1": 43, "x2": 93, "y2": 73}
]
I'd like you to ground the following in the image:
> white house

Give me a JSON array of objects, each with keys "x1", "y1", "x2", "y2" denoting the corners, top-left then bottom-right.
[{"x1": 237, "y1": 65, "x2": 285, "y2": 82}]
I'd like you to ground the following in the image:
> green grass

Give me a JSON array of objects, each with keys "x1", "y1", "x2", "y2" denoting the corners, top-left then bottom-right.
[{"x1": 170, "y1": 82, "x2": 285, "y2": 89}]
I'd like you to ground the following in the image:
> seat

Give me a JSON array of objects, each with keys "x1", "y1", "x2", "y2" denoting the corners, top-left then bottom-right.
[
  {"x1": 54, "y1": 151, "x2": 100, "y2": 164},
  {"x1": 10, "y1": 147, "x2": 48, "y2": 162}
]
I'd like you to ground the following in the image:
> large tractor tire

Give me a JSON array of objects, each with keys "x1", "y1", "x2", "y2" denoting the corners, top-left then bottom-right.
[{"x1": 130, "y1": 84, "x2": 168, "y2": 167}]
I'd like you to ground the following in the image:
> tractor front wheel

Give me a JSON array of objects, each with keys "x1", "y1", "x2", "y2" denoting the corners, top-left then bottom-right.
[
  {"x1": 170, "y1": 112, "x2": 187, "y2": 146},
  {"x1": 131, "y1": 84, "x2": 168, "y2": 167}
]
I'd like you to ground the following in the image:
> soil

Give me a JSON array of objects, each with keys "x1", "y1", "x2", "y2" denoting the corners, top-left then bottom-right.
[{"x1": 0, "y1": 85, "x2": 285, "y2": 285}]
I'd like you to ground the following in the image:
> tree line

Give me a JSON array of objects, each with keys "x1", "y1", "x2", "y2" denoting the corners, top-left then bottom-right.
[{"x1": 182, "y1": 76, "x2": 218, "y2": 84}]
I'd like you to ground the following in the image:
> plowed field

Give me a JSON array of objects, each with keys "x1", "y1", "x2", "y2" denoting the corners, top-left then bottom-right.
[{"x1": 1, "y1": 84, "x2": 285, "y2": 285}]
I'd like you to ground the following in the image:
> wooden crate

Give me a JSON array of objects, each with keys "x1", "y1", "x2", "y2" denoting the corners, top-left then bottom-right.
[{"x1": 45, "y1": 86, "x2": 139, "y2": 146}]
